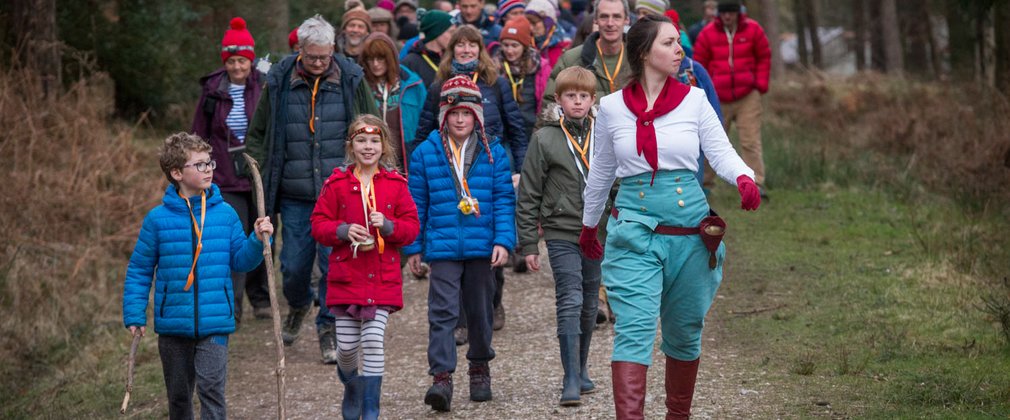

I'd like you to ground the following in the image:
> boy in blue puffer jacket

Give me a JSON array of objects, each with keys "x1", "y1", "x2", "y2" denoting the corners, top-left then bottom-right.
[
  {"x1": 404, "y1": 76, "x2": 515, "y2": 412},
  {"x1": 122, "y1": 133, "x2": 273, "y2": 420}
]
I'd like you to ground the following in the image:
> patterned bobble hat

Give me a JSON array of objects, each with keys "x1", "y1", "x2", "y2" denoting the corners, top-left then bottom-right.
[
  {"x1": 497, "y1": 0, "x2": 527, "y2": 20},
  {"x1": 635, "y1": 0, "x2": 669, "y2": 17},
  {"x1": 439, "y1": 76, "x2": 493, "y2": 161},
  {"x1": 221, "y1": 17, "x2": 256, "y2": 63}
]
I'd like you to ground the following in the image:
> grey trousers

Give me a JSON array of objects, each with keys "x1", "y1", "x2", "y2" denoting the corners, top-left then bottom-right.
[
  {"x1": 158, "y1": 334, "x2": 229, "y2": 420},
  {"x1": 427, "y1": 259, "x2": 497, "y2": 374}
]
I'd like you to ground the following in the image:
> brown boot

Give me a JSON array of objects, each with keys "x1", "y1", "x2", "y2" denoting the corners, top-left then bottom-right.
[
  {"x1": 612, "y1": 361, "x2": 648, "y2": 420},
  {"x1": 665, "y1": 356, "x2": 700, "y2": 420}
]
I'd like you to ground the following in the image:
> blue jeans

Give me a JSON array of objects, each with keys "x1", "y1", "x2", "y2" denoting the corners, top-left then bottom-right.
[
  {"x1": 279, "y1": 198, "x2": 333, "y2": 328},
  {"x1": 159, "y1": 335, "x2": 229, "y2": 420},
  {"x1": 546, "y1": 240, "x2": 601, "y2": 336}
]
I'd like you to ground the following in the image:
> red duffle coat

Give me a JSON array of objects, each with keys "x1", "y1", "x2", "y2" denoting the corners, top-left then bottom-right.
[{"x1": 311, "y1": 165, "x2": 420, "y2": 311}]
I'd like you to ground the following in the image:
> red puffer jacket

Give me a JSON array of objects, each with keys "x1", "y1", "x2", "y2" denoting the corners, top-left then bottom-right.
[
  {"x1": 692, "y1": 15, "x2": 771, "y2": 103},
  {"x1": 311, "y1": 165, "x2": 420, "y2": 311}
]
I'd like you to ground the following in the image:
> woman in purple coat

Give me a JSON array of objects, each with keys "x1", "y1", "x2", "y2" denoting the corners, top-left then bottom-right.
[{"x1": 191, "y1": 17, "x2": 270, "y2": 324}]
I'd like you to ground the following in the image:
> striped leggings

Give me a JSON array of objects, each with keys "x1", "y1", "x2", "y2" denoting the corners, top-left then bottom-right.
[{"x1": 335, "y1": 309, "x2": 389, "y2": 377}]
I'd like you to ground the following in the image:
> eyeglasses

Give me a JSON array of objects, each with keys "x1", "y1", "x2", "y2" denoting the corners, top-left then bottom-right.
[
  {"x1": 302, "y1": 53, "x2": 332, "y2": 64},
  {"x1": 183, "y1": 160, "x2": 217, "y2": 172}
]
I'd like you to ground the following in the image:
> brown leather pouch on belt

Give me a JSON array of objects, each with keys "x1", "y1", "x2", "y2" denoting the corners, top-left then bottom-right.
[{"x1": 698, "y1": 211, "x2": 726, "y2": 269}]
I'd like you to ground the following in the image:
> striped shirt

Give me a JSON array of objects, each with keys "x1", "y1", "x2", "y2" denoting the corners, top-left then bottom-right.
[{"x1": 226, "y1": 83, "x2": 247, "y2": 142}]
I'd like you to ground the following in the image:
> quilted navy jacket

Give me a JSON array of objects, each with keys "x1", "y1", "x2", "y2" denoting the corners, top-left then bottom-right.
[
  {"x1": 403, "y1": 130, "x2": 516, "y2": 261},
  {"x1": 122, "y1": 184, "x2": 265, "y2": 338}
]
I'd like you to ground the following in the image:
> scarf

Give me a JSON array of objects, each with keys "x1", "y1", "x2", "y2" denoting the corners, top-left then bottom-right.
[
  {"x1": 621, "y1": 76, "x2": 690, "y2": 185},
  {"x1": 451, "y1": 59, "x2": 479, "y2": 76}
]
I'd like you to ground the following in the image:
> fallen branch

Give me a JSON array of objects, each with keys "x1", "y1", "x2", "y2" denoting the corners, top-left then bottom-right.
[
  {"x1": 728, "y1": 303, "x2": 786, "y2": 316},
  {"x1": 242, "y1": 153, "x2": 286, "y2": 420}
]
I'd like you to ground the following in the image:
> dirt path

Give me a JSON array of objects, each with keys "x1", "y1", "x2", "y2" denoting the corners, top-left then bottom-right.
[{"x1": 226, "y1": 248, "x2": 776, "y2": 419}]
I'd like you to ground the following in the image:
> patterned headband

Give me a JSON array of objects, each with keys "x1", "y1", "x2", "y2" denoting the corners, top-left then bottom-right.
[{"x1": 350, "y1": 125, "x2": 383, "y2": 139}]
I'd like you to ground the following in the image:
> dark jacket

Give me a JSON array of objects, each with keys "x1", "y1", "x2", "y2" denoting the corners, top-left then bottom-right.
[
  {"x1": 191, "y1": 68, "x2": 263, "y2": 193},
  {"x1": 414, "y1": 75, "x2": 528, "y2": 173},
  {"x1": 246, "y1": 53, "x2": 379, "y2": 215},
  {"x1": 401, "y1": 41, "x2": 442, "y2": 89}
]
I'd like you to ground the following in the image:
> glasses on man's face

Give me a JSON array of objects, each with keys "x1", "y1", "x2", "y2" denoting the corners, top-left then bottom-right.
[
  {"x1": 302, "y1": 53, "x2": 332, "y2": 64},
  {"x1": 184, "y1": 160, "x2": 217, "y2": 173}
]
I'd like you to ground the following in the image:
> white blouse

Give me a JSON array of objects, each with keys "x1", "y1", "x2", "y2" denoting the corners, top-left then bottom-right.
[{"x1": 582, "y1": 86, "x2": 755, "y2": 227}]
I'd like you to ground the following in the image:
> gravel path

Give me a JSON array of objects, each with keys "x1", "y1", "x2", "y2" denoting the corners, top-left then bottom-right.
[{"x1": 225, "y1": 245, "x2": 775, "y2": 419}]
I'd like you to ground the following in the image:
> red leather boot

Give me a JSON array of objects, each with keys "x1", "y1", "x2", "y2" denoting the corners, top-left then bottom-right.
[
  {"x1": 612, "y1": 361, "x2": 648, "y2": 419},
  {"x1": 665, "y1": 356, "x2": 700, "y2": 420}
]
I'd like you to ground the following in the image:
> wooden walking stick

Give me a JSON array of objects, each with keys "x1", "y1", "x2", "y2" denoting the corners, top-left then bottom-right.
[
  {"x1": 242, "y1": 153, "x2": 287, "y2": 420},
  {"x1": 120, "y1": 330, "x2": 142, "y2": 414}
]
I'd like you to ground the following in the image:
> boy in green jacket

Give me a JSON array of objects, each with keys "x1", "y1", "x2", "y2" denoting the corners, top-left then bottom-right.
[{"x1": 516, "y1": 66, "x2": 605, "y2": 407}]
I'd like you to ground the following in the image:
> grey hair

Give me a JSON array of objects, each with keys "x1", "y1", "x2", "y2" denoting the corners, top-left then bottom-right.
[
  {"x1": 593, "y1": 0, "x2": 630, "y2": 16},
  {"x1": 298, "y1": 14, "x2": 336, "y2": 47}
]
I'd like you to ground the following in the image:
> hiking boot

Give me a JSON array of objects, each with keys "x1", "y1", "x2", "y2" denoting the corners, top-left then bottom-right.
[
  {"x1": 468, "y1": 362, "x2": 492, "y2": 402},
  {"x1": 318, "y1": 323, "x2": 338, "y2": 364},
  {"x1": 252, "y1": 305, "x2": 272, "y2": 320},
  {"x1": 282, "y1": 305, "x2": 310, "y2": 346},
  {"x1": 424, "y1": 372, "x2": 453, "y2": 412},
  {"x1": 492, "y1": 304, "x2": 505, "y2": 331},
  {"x1": 454, "y1": 327, "x2": 468, "y2": 346}
]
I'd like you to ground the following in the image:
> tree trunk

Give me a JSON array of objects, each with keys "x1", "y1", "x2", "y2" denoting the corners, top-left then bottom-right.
[
  {"x1": 793, "y1": 0, "x2": 809, "y2": 68},
  {"x1": 996, "y1": 0, "x2": 1010, "y2": 93},
  {"x1": 10, "y1": 0, "x2": 61, "y2": 96},
  {"x1": 900, "y1": 0, "x2": 931, "y2": 77},
  {"x1": 853, "y1": 0, "x2": 867, "y2": 71},
  {"x1": 804, "y1": 0, "x2": 823, "y2": 69},
  {"x1": 259, "y1": 0, "x2": 290, "y2": 54},
  {"x1": 946, "y1": 0, "x2": 975, "y2": 80},
  {"x1": 868, "y1": 0, "x2": 886, "y2": 71},
  {"x1": 880, "y1": 0, "x2": 904, "y2": 75},
  {"x1": 761, "y1": 0, "x2": 784, "y2": 78}
]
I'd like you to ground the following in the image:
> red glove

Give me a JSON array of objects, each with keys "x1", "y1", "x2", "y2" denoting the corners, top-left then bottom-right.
[
  {"x1": 737, "y1": 175, "x2": 761, "y2": 211},
  {"x1": 579, "y1": 225, "x2": 604, "y2": 260}
]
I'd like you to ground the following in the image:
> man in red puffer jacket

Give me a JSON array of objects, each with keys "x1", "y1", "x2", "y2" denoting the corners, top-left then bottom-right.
[{"x1": 693, "y1": 1, "x2": 771, "y2": 197}]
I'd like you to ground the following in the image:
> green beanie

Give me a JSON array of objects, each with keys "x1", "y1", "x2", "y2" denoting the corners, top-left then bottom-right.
[{"x1": 420, "y1": 10, "x2": 453, "y2": 43}]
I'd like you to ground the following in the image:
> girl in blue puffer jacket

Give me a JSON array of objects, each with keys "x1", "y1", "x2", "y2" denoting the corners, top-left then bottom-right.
[
  {"x1": 405, "y1": 76, "x2": 515, "y2": 412},
  {"x1": 122, "y1": 133, "x2": 272, "y2": 419}
]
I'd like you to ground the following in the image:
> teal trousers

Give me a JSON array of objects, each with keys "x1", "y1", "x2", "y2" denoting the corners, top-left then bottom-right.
[{"x1": 603, "y1": 170, "x2": 725, "y2": 365}]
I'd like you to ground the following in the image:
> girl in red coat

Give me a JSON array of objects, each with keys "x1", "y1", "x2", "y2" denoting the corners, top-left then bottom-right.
[{"x1": 310, "y1": 114, "x2": 420, "y2": 420}]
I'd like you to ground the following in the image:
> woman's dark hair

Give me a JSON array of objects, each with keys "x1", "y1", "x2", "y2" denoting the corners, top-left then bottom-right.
[{"x1": 625, "y1": 14, "x2": 673, "y2": 82}]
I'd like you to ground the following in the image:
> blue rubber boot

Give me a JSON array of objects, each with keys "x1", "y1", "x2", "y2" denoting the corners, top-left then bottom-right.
[
  {"x1": 338, "y1": 368, "x2": 363, "y2": 420},
  {"x1": 361, "y1": 376, "x2": 383, "y2": 420}
]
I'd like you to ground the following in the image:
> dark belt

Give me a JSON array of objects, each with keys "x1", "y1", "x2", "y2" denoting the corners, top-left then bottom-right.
[{"x1": 611, "y1": 208, "x2": 700, "y2": 235}]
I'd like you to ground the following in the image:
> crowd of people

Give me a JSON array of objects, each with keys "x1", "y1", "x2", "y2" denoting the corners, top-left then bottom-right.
[{"x1": 121, "y1": 1, "x2": 771, "y2": 419}]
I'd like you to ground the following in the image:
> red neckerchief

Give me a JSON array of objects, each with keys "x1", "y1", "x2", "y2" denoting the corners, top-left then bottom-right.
[{"x1": 621, "y1": 76, "x2": 691, "y2": 185}]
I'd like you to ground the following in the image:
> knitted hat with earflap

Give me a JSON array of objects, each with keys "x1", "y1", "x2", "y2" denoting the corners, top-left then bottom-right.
[
  {"x1": 438, "y1": 75, "x2": 493, "y2": 164},
  {"x1": 525, "y1": 0, "x2": 558, "y2": 33},
  {"x1": 221, "y1": 17, "x2": 256, "y2": 63}
]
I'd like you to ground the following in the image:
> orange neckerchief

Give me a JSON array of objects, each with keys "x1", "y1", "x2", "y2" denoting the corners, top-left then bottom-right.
[
  {"x1": 308, "y1": 76, "x2": 322, "y2": 133},
  {"x1": 355, "y1": 167, "x2": 385, "y2": 254},
  {"x1": 180, "y1": 190, "x2": 207, "y2": 291},
  {"x1": 595, "y1": 39, "x2": 625, "y2": 93},
  {"x1": 560, "y1": 115, "x2": 593, "y2": 171},
  {"x1": 447, "y1": 138, "x2": 479, "y2": 216},
  {"x1": 539, "y1": 25, "x2": 557, "y2": 50}
]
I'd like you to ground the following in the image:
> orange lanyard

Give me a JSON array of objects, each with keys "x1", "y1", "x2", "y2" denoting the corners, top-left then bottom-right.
[
  {"x1": 595, "y1": 40, "x2": 624, "y2": 93},
  {"x1": 560, "y1": 115, "x2": 593, "y2": 174},
  {"x1": 422, "y1": 52, "x2": 439, "y2": 71},
  {"x1": 503, "y1": 62, "x2": 523, "y2": 102},
  {"x1": 447, "y1": 138, "x2": 473, "y2": 198},
  {"x1": 355, "y1": 168, "x2": 385, "y2": 254},
  {"x1": 539, "y1": 26, "x2": 556, "y2": 50},
  {"x1": 180, "y1": 190, "x2": 207, "y2": 291},
  {"x1": 308, "y1": 76, "x2": 322, "y2": 133}
]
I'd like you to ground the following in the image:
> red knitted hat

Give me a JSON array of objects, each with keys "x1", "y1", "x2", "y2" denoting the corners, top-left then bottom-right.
[
  {"x1": 288, "y1": 28, "x2": 299, "y2": 50},
  {"x1": 499, "y1": 15, "x2": 534, "y2": 48},
  {"x1": 221, "y1": 17, "x2": 256, "y2": 63},
  {"x1": 665, "y1": 9, "x2": 680, "y2": 27}
]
